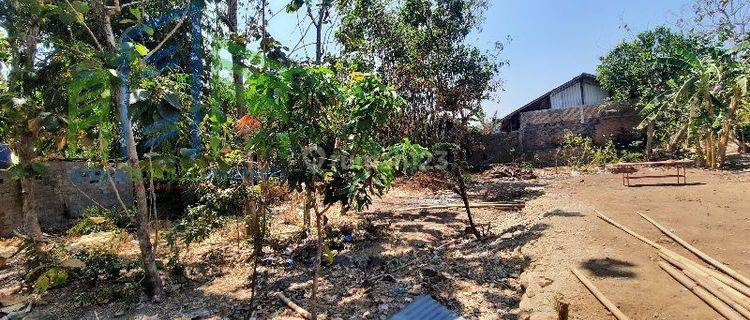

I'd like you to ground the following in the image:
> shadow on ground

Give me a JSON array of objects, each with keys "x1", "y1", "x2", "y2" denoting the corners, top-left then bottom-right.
[
  {"x1": 580, "y1": 258, "x2": 637, "y2": 279},
  {"x1": 626, "y1": 182, "x2": 705, "y2": 188},
  {"x1": 543, "y1": 209, "x2": 583, "y2": 218}
]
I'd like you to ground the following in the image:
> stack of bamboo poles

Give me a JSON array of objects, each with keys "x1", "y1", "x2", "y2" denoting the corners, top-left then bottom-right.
[{"x1": 596, "y1": 210, "x2": 750, "y2": 320}]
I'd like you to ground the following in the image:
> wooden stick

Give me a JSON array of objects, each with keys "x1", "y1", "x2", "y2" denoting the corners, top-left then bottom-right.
[
  {"x1": 394, "y1": 202, "x2": 523, "y2": 212},
  {"x1": 571, "y1": 267, "x2": 631, "y2": 320},
  {"x1": 275, "y1": 292, "x2": 313, "y2": 319},
  {"x1": 595, "y1": 210, "x2": 662, "y2": 249},
  {"x1": 637, "y1": 211, "x2": 750, "y2": 288},
  {"x1": 597, "y1": 210, "x2": 750, "y2": 297},
  {"x1": 683, "y1": 268, "x2": 750, "y2": 318},
  {"x1": 659, "y1": 262, "x2": 745, "y2": 320},
  {"x1": 660, "y1": 252, "x2": 750, "y2": 302}
]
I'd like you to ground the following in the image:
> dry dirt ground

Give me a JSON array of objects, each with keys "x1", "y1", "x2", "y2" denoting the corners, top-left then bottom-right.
[
  {"x1": 519, "y1": 165, "x2": 750, "y2": 320},
  {"x1": 1, "y1": 162, "x2": 748, "y2": 320}
]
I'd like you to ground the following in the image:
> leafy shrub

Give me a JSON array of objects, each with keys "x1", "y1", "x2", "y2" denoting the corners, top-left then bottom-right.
[
  {"x1": 73, "y1": 286, "x2": 139, "y2": 306},
  {"x1": 34, "y1": 268, "x2": 68, "y2": 293},
  {"x1": 561, "y1": 132, "x2": 621, "y2": 168},
  {"x1": 168, "y1": 184, "x2": 246, "y2": 246},
  {"x1": 75, "y1": 249, "x2": 137, "y2": 284},
  {"x1": 173, "y1": 204, "x2": 228, "y2": 245},
  {"x1": 68, "y1": 206, "x2": 134, "y2": 236}
]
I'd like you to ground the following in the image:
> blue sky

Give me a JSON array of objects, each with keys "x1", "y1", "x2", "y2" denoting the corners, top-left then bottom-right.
[
  {"x1": 473, "y1": 0, "x2": 693, "y2": 117},
  {"x1": 262, "y1": 0, "x2": 695, "y2": 118}
]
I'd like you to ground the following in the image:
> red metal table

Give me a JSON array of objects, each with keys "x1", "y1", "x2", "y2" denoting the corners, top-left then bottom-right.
[{"x1": 611, "y1": 160, "x2": 694, "y2": 187}]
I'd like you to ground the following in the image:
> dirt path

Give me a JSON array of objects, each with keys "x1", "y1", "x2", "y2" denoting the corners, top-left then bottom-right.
[
  {"x1": 4, "y1": 167, "x2": 748, "y2": 319},
  {"x1": 517, "y1": 168, "x2": 750, "y2": 319}
]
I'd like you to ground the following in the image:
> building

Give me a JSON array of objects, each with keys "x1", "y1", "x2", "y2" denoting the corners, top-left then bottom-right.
[
  {"x1": 498, "y1": 73, "x2": 608, "y2": 132},
  {"x1": 471, "y1": 73, "x2": 641, "y2": 166}
]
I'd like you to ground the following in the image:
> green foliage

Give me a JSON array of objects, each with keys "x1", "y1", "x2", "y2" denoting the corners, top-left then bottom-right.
[
  {"x1": 7, "y1": 162, "x2": 47, "y2": 179},
  {"x1": 598, "y1": 27, "x2": 703, "y2": 109},
  {"x1": 173, "y1": 205, "x2": 228, "y2": 246},
  {"x1": 651, "y1": 42, "x2": 750, "y2": 167},
  {"x1": 67, "y1": 62, "x2": 114, "y2": 160},
  {"x1": 67, "y1": 206, "x2": 134, "y2": 236},
  {"x1": 560, "y1": 132, "x2": 621, "y2": 168},
  {"x1": 73, "y1": 285, "x2": 139, "y2": 306},
  {"x1": 75, "y1": 249, "x2": 138, "y2": 284},
  {"x1": 33, "y1": 267, "x2": 68, "y2": 293},
  {"x1": 245, "y1": 64, "x2": 428, "y2": 211},
  {"x1": 170, "y1": 185, "x2": 246, "y2": 246},
  {"x1": 336, "y1": 0, "x2": 503, "y2": 145}
]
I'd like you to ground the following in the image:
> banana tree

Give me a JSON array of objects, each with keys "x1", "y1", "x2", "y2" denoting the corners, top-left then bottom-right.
[
  {"x1": 717, "y1": 52, "x2": 750, "y2": 165},
  {"x1": 656, "y1": 48, "x2": 724, "y2": 167}
]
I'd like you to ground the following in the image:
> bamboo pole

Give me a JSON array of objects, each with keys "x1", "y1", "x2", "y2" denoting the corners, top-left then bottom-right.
[
  {"x1": 596, "y1": 210, "x2": 750, "y2": 297},
  {"x1": 683, "y1": 268, "x2": 750, "y2": 318},
  {"x1": 659, "y1": 262, "x2": 745, "y2": 320},
  {"x1": 570, "y1": 267, "x2": 631, "y2": 320},
  {"x1": 275, "y1": 292, "x2": 313, "y2": 319},
  {"x1": 595, "y1": 210, "x2": 661, "y2": 248},
  {"x1": 637, "y1": 211, "x2": 750, "y2": 288},
  {"x1": 660, "y1": 252, "x2": 750, "y2": 304}
]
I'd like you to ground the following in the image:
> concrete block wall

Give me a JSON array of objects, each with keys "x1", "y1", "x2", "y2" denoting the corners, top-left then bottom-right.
[
  {"x1": 0, "y1": 161, "x2": 134, "y2": 236},
  {"x1": 0, "y1": 170, "x2": 23, "y2": 236},
  {"x1": 519, "y1": 104, "x2": 641, "y2": 151},
  {"x1": 469, "y1": 131, "x2": 521, "y2": 169}
]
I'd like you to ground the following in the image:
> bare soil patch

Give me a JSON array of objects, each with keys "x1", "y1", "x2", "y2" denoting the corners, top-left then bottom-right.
[
  {"x1": 1, "y1": 164, "x2": 747, "y2": 320},
  {"x1": 517, "y1": 167, "x2": 750, "y2": 319}
]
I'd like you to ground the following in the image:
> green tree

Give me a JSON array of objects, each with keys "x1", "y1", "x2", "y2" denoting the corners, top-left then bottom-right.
[
  {"x1": 653, "y1": 43, "x2": 750, "y2": 168},
  {"x1": 336, "y1": 0, "x2": 503, "y2": 146},
  {"x1": 245, "y1": 64, "x2": 428, "y2": 318},
  {"x1": 597, "y1": 27, "x2": 704, "y2": 156},
  {"x1": 0, "y1": 0, "x2": 75, "y2": 241}
]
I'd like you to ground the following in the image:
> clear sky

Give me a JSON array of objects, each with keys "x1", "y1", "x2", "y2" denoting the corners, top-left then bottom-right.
[
  {"x1": 230, "y1": 1, "x2": 697, "y2": 119},
  {"x1": 473, "y1": 0, "x2": 693, "y2": 118}
]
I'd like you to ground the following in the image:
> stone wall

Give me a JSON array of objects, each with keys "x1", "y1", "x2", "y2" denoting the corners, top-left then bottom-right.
[
  {"x1": 0, "y1": 161, "x2": 133, "y2": 236},
  {"x1": 519, "y1": 104, "x2": 641, "y2": 151},
  {"x1": 0, "y1": 171, "x2": 23, "y2": 236},
  {"x1": 469, "y1": 131, "x2": 520, "y2": 169}
]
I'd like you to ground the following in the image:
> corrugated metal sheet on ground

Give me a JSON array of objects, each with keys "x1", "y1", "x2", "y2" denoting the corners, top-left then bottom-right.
[{"x1": 389, "y1": 295, "x2": 463, "y2": 320}]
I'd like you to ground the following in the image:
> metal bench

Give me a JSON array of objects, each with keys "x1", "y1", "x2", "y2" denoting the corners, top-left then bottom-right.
[{"x1": 611, "y1": 160, "x2": 693, "y2": 187}]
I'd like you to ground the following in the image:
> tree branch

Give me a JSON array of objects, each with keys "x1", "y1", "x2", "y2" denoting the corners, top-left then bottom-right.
[
  {"x1": 64, "y1": 0, "x2": 104, "y2": 51},
  {"x1": 142, "y1": 14, "x2": 188, "y2": 62}
]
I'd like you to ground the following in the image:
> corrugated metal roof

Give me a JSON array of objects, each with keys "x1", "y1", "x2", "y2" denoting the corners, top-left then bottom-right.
[
  {"x1": 499, "y1": 73, "x2": 600, "y2": 124},
  {"x1": 389, "y1": 295, "x2": 463, "y2": 320}
]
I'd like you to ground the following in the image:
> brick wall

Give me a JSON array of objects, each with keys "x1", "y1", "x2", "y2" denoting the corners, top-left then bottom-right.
[
  {"x1": 0, "y1": 161, "x2": 133, "y2": 236},
  {"x1": 519, "y1": 104, "x2": 641, "y2": 151},
  {"x1": 469, "y1": 131, "x2": 520, "y2": 169},
  {"x1": 0, "y1": 171, "x2": 23, "y2": 236},
  {"x1": 469, "y1": 104, "x2": 642, "y2": 167}
]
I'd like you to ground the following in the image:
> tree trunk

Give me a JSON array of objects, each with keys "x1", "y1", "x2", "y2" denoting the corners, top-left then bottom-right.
[
  {"x1": 310, "y1": 199, "x2": 325, "y2": 320},
  {"x1": 117, "y1": 81, "x2": 165, "y2": 301},
  {"x1": 454, "y1": 166, "x2": 480, "y2": 239},
  {"x1": 248, "y1": 197, "x2": 262, "y2": 308},
  {"x1": 227, "y1": 0, "x2": 245, "y2": 117},
  {"x1": 16, "y1": 15, "x2": 43, "y2": 242},
  {"x1": 717, "y1": 92, "x2": 739, "y2": 167},
  {"x1": 314, "y1": 1, "x2": 328, "y2": 64},
  {"x1": 315, "y1": 23, "x2": 323, "y2": 64},
  {"x1": 19, "y1": 177, "x2": 42, "y2": 240},
  {"x1": 645, "y1": 122, "x2": 654, "y2": 160},
  {"x1": 668, "y1": 123, "x2": 688, "y2": 152},
  {"x1": 15, "y1": 136, "x2": 43, "y2": 242},
  {"x1": 303, "y1": 188, "x2": 312, "y2": 233}
]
